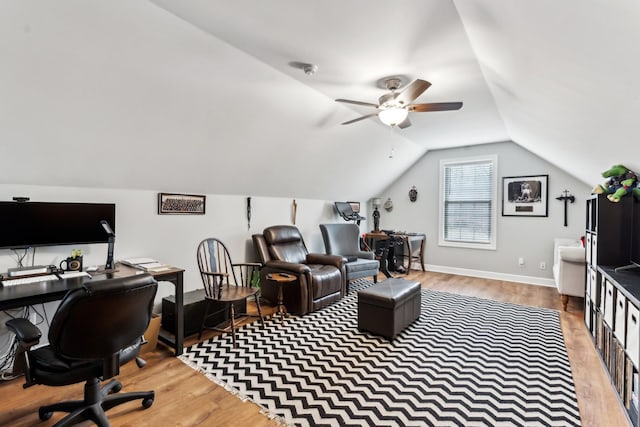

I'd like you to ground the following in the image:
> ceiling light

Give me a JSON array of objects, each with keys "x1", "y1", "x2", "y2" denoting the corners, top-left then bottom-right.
[{"x1": 378, "y1": 106, "x2": 408, "y2": 127}]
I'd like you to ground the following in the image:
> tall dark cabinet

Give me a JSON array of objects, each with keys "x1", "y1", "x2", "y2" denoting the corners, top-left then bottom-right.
[{"x1": 585, "y1": 194, "x2": 639, "y2": 426}]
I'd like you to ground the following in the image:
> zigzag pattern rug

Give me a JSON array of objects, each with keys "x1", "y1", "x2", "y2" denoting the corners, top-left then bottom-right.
[{"x1": 180, "y1": 280, "x2": 582, "y2": 427}]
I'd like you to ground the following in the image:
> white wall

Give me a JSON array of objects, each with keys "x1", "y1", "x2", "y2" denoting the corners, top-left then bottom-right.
[
  {"x1": 0, "y1": 184, "x2": 364, "y2": 299},
  {"x1": 374, "y1": 141, "x2": 591, "y2": 285},
  {"x1": 0, "y1": 184, "x2": 365, "y2": 360}
]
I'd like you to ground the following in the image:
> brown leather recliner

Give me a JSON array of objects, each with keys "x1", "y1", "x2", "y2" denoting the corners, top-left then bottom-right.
[{"x1": 252, "y1": 225, "x2": 345, "y2": 315}]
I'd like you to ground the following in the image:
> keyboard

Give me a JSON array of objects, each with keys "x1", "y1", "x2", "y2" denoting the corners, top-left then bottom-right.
[{"x1": 1, "y1": 274, "x2": 60, "y2": 287}]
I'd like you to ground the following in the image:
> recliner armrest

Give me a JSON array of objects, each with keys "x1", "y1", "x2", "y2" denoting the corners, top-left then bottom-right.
[
  {"x1": 355, "y1": 250, "x2": 375, "y2": 260},
  {"x1": 558, "y1": 246, "x2": 585, "y2": 263},
  {"x1": 307, "y1": 253, "x2": 343, "y2": 269},
  {"x1": 6, "y1": 318, "x2": 42, "y2": 345},
  {"x1": 265, "y1": 260, "x2": 311, "y2": 274}
]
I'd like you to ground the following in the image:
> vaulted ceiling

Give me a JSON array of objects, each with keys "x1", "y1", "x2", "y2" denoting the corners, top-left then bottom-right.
[{"x1": 2, "y1": 1, "x2": 639, "y2": 201}]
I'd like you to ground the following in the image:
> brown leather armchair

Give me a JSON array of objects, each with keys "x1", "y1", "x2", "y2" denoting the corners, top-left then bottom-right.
[{"x1": 252, "y1": 225, "x2": 345, "y2": 315}]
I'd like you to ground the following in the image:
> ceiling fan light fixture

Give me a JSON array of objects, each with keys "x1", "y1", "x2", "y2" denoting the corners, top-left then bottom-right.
[{"x1": 378, "y1": 106, "x2": 408, "y2": 127}]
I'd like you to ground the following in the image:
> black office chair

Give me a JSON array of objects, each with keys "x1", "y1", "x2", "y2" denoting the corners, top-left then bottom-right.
[{"x1": 6, "y1": 274, "x2": 158, "y2": 427}]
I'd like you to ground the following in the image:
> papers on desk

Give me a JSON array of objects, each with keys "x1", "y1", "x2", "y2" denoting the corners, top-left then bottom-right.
[
  {"x1": 120, "y1": 258, "x2": 171, "y2": 272},
  {"x1": 59, "y1": 271, "x2": 92, "y2": 279}
]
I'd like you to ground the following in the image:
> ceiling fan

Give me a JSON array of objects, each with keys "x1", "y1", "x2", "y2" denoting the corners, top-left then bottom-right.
[{"x1": 335, "y1": 78, "x2": 462, "y2": 129}]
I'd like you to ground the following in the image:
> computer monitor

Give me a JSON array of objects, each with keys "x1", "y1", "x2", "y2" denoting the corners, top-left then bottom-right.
[{"x1": 0, "y1": 201, "x2": 116, "y2": 249}]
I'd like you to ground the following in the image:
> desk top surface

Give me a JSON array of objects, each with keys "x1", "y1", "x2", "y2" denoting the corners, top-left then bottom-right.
[{"x1": 0, "y1": 263, "x2": 183, "y2": 310}]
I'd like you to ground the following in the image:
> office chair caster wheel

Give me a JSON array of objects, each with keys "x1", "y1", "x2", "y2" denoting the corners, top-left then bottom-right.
[
  {"x1": 111, "y1": 381, "x2": 123, "y2": 393},
  {"x1": 39, "y1": 408, "x2": 53, "y2": 421},
  {"x1": 142, "y1": 396, "x2": 154, "y2": 409}
]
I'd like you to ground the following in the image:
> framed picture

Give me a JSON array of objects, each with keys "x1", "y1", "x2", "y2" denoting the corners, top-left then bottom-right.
[
  {"x1": 502, "y1": 175, "x2": 548, "y2": 217},
  {"x1": 158, "y1": 193, "x2": 206, "y2": 215}
]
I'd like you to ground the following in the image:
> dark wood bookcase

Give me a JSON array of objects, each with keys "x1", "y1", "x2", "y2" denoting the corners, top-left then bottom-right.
[{"x1": 585, "y1": 194, "x2": 639, "y2": 426}]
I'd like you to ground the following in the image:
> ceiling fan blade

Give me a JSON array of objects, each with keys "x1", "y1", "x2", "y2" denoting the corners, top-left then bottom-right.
[
  {"x1": 408, "y1": 102, "x2": 463, "y2": 112},
  {"x1": 335, "y1": 99, "x2": 379, "y2": 108},
  {"x1": 395, "y1": 79, "x2": 431, "y2": 105},
  {"x1": 397, "y1": 117, "x2": 412, "y2": 129},
  {"x1": 341, "y1": 112, "x2": 379, "y2": 125}
]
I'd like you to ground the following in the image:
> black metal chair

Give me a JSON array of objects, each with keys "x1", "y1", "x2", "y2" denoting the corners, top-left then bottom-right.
[
  {"x1": 196, "y1": 238, "x2": 264, "y2": 347},
  {"x1": 6, "y1": 274, "x2": 158, "y2": 427}
]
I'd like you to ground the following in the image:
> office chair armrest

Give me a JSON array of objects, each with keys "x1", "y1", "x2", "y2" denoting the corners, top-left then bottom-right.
[
  {"x1": 306, "y1": 253, "x2": 343, "y2": 269},
  {"x1": 265, "y1": 260, "x2": 311, "y2": 274},
  {"x1": 6, "y1": 318, "x2": 42, "y2": 346}
]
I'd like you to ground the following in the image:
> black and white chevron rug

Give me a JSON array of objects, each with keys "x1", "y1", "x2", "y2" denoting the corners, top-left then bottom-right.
[{"x1": 180, "y1": 279, "x2": 581, "y2": 427}]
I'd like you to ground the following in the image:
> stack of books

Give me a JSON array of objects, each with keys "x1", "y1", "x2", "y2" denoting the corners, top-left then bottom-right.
[{"x1": 120, "y1": 257, "x2": 171, "y2": 272}]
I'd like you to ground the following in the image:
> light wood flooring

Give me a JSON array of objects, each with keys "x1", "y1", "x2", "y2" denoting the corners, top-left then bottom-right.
[{"x1": 0, "y1": 271, "x2": 629, "y2": 426}]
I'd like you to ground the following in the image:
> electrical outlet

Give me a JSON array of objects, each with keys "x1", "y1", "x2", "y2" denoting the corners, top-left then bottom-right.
[
  {"x1": 518, "y1": 257, "x2": 525, "y2": 267},
  {"x1": 539, "y1": 261, "x2": 546, "y2": 270}
]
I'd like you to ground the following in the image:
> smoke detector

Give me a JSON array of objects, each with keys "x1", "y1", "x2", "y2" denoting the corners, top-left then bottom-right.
[{"x1": 303, "y1": 64, "x2": 318, "y2": 76}]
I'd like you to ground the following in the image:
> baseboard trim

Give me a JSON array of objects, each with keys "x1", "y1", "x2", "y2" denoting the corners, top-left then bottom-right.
[{"x1": 424, "y1": 264, "x2": 556, "y2": 288}]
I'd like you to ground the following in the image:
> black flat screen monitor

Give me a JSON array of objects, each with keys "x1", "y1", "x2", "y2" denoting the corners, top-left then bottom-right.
[{"x1": 0, "y1": 201, "x2": 116, "y2": 249}]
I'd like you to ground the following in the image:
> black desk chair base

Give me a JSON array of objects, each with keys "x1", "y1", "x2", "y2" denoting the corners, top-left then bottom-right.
[
  {"x1": 5, "y1": 275, "x2": 159, "y2": 427},
  {"x1": 40, "y1": 378, "x2": 154, "y2": 427}
]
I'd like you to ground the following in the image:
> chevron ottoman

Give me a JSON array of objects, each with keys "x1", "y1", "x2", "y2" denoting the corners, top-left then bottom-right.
[{"x1": 357, "y1": 278, "x2": 421, "y2": 340}]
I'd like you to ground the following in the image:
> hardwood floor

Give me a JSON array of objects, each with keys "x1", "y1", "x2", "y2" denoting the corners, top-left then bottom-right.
[{"x1": 0, "y1": 271, "x2": 629, "y2": 426}]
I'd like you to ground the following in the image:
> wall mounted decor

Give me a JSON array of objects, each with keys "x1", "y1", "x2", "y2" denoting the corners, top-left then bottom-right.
[
  {"x1": 292, "y1": 199, "x2": 298, "y2": 224},
  {"x1": 247, "y1": 197, "x2": 252, "y2": 229},
  {"x1": 555, "y1": 190, "x2": 575, "y2": 226},
  {"x1": 384, "y1": 197, "x2": 394, "y2": 212},
  {"x1": 158, "y1": 193, "x2": 206, "y2": 215},
  {"x1": 502, "y1": 175, "x2": 548, "y2": 217},
  {"x1": 409, "y1": 186, "x2": 418, "y2": 202}
]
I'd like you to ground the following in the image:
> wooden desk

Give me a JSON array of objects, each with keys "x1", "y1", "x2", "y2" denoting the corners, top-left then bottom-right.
[
  {"x1": 0, "y1": 263, "x2": 185, "y2": 357},
  {"x1": 144, "y1": 265, "x2": 185, "y2": 357},
  {"x1": 364, "y1": 232, "x2": 426, "y2": 275}
]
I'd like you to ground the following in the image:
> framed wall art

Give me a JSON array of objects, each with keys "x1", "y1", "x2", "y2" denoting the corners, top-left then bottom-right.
[
  {"x1": 502, "y1": 175, "x2": 548, "y2": 217},
  {"x1": 158, "y1": 193, "x2": 206, "y2": 215}
]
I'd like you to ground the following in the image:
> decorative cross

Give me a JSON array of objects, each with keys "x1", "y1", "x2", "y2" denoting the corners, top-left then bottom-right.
[{"x1": 555, "y1": 190, "x2": 575, "y2": 227}]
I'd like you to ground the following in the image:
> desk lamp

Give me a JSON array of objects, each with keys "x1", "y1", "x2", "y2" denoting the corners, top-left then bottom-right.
[
  {"x1": 100, "y1": 220, "x2": 115, "y2": 271},
  {"x1": 372, "y1": 198, "x2": 381, "y2": 232}
]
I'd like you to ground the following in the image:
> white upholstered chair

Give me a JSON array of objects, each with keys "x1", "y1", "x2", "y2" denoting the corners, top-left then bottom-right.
[{"x1": 552, "y1": 238, "x2": 586, "y2": 311}]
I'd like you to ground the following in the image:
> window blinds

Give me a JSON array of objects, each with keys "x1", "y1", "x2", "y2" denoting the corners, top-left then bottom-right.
[{"x1": 443, "y1": 159, "x2": 494, "y2": 244}]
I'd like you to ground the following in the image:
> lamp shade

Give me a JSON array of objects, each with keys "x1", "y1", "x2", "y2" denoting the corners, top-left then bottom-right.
[
  {"x1": 378, "y1": 107, "x2": 408, "y2": 126},
  {"x1": 372, "y1": 198, "x2": 381, "y2": 208}
]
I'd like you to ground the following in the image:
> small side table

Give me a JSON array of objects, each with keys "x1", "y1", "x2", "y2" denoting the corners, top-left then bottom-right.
[{"x1": 267, "y1": 273, "x2": 297, "y2": 319}]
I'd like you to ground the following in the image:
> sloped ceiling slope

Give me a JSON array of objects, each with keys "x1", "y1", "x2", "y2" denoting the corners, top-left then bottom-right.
[
  {"x1": 2, "y1": 1, "x2": 637, "y2": 201},
  {"x1": 455, "y1": 0, "x2": 640, "y2": 185},
  {"x1": 154, "y1": 0, "x2": 640, "y2": 188}
]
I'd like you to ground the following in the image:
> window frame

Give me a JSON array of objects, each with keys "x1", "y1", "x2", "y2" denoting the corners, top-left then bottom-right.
[{"x1": 438, "y1": 155, "x2": 498, "y2": 250}]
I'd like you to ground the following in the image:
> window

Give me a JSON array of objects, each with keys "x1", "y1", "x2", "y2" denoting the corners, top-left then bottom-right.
[{"x1": 439, "y1": 155, "x2": 497, "y2": 250}]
